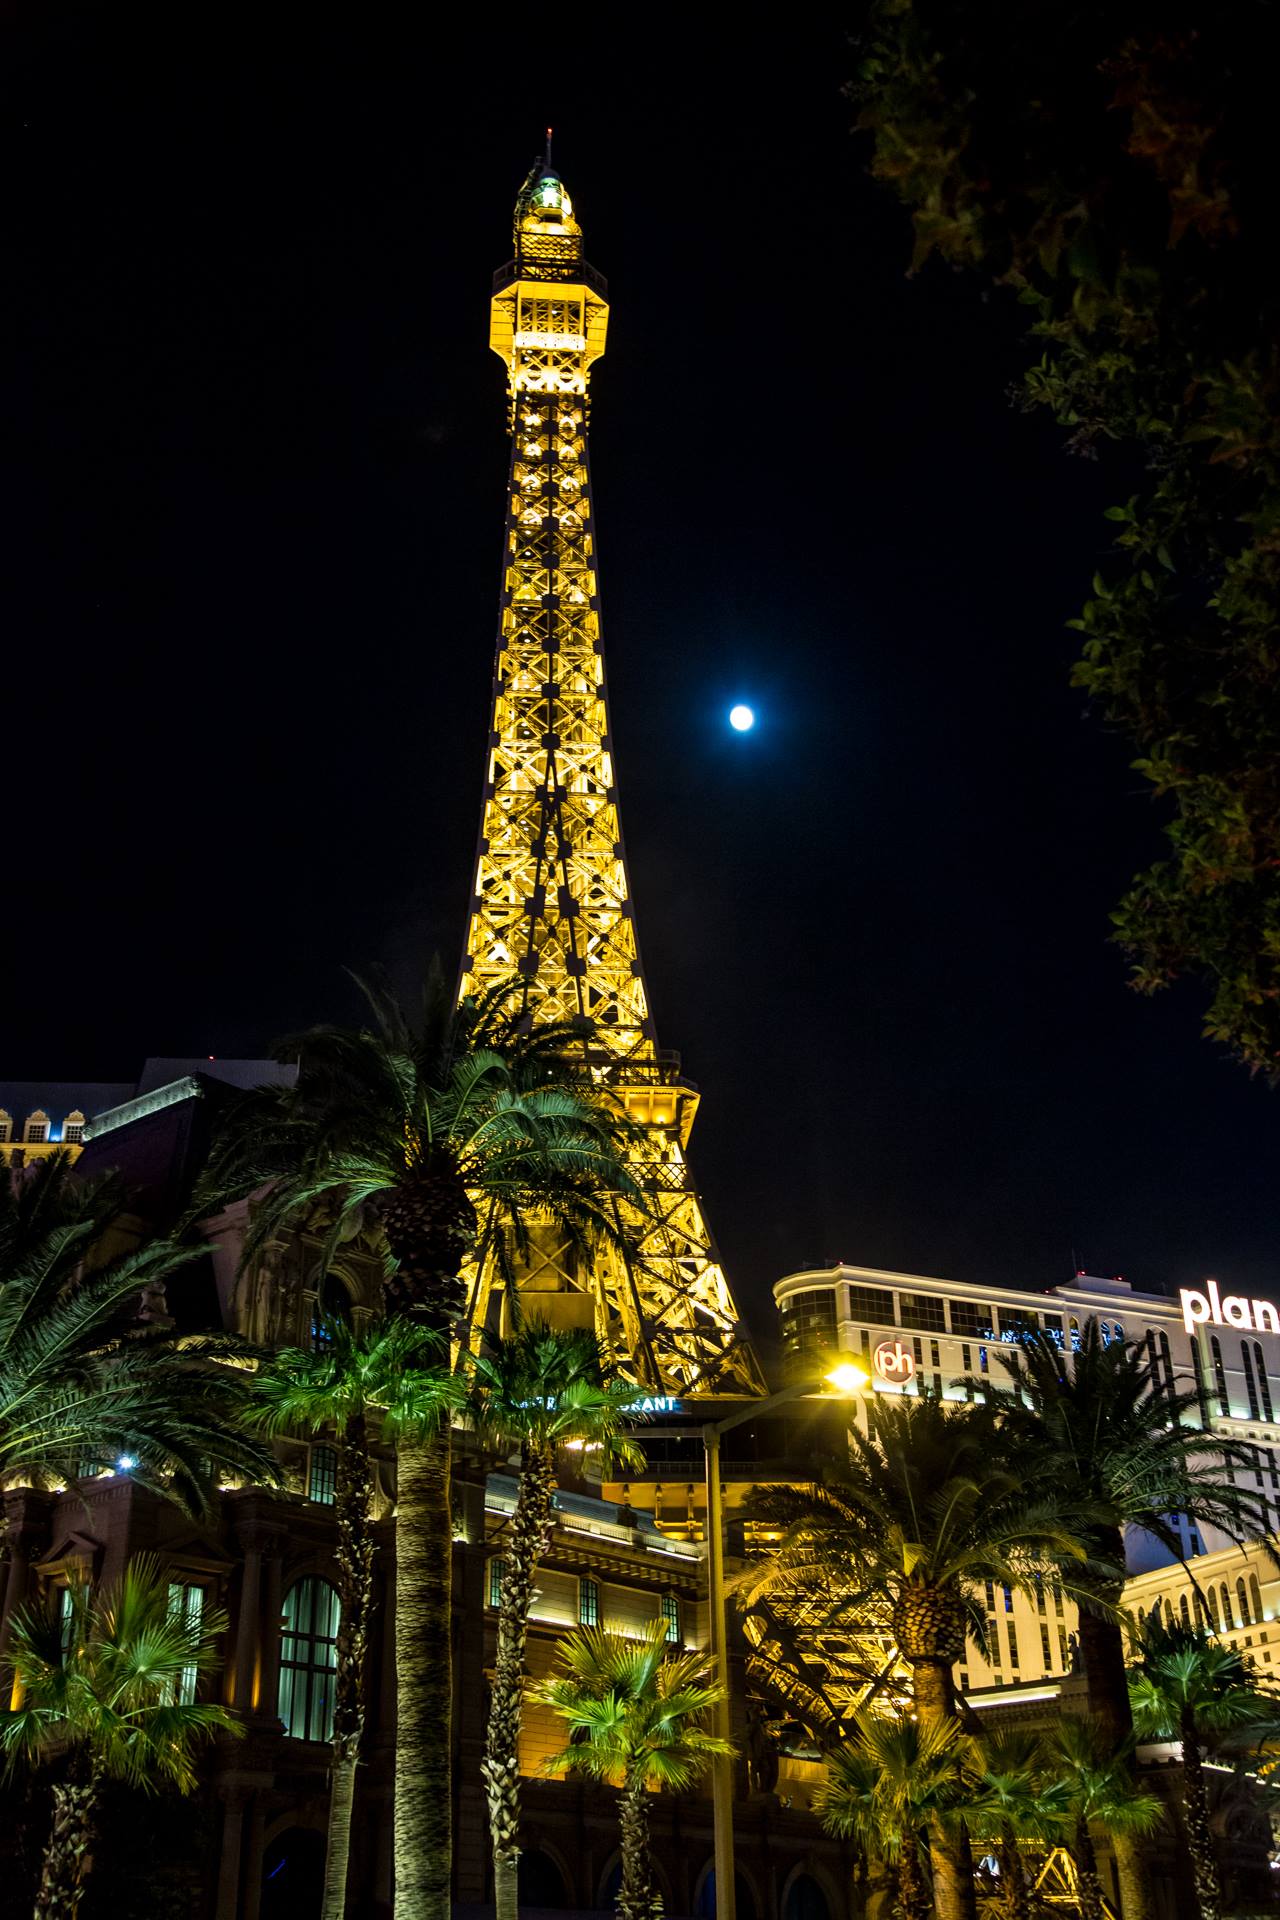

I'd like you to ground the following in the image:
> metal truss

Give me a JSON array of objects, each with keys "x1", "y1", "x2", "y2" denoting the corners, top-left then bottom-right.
[{"x1": 460, "y1": 160, "x2": 764, "y2": 1399}]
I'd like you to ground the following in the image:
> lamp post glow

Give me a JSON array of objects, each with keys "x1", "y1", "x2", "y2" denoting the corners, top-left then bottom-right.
[
  {"x1": 728, "y1": 704, "x2": 755, "y2": 732},
  {"x1": 702, "y1": 1363, "x2": 868, "y2": 1920}
]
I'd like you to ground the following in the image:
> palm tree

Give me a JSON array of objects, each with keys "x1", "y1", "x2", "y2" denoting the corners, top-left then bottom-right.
[
  {"x1": 466, "y1": 1321, "x2": 646, "y2": 1920},
  {"x1": 537, "y1": 1620, "x2": 731, "y2": 1920},
  {"x1": 743, "y1": 1393, "x2": 1082, "y2": 1920},
  {"x1": 254, "y1": 1315, "x2": 459, "y2": 1920},
  {"x1": 815, "y1": 1712, "x2": 971, "y2": 1920},
  {"x1": 1129, "y1": 1618, "x2": 1270, "y2": 1920},
  {"x1": 0, "y1": 1153, "x2": 276, "y2": 1533},
  {"x1": 989, "y1": 1320, "x2": 1268, "y2": 1920},
  {"x1": 1044, "y1": 1720, "x2": 1162, "y2": 1920},
  {"x1": 197, "y1": 970, "x2": 643, "y2": 1920},
  {"x1": 0, "y1": 1553, "x2": 236, "y2": 1919},
  {"x1": 967, "y1": 1729, "x2": 1069, "y2": 1920}
]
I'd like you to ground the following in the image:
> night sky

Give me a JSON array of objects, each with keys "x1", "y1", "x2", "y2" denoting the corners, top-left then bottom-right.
[{"x1": 5, "y1": 7, "x2": 1277, "y2": 1337}]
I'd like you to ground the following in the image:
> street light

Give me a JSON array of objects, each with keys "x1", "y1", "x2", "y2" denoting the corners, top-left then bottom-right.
[{"x1": 702, "y1": 1364, "x2": 870, "y2": 1920}]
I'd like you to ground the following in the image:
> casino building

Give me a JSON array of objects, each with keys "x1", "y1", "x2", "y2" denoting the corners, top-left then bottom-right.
[{"x1": 774, "y1": 1263, "x2": 1280, "y2": 1695}]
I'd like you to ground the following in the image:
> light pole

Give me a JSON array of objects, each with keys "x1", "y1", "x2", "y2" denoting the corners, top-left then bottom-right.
[{"x1": 702, "y1": 1362, "x2": 869, "y2": 1920}]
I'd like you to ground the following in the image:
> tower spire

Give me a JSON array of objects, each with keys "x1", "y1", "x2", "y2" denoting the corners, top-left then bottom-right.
[{"x1": 463, "y1": 160, "x2": 765, "y2": 1398}]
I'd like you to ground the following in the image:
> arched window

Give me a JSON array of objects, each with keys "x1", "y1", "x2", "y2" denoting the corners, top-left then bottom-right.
[
  {"x1": 1191, "y1": 1343, "x2": 1211, "y2": 1426},
  {"x1": 697, "y1": 1870, "x2": 758, "y2": 1920},
  {"x1": 24, "y1": 1110, "x2": 49, "y2": 1144},
  {"x1": 1237, "y1": 1576, "x2": 1252, "y2": 1628},
  {"x1": 1251, "y1": 1573, "x2": 1264, "y2": 1622},
  {"x1": 660, "y1": 1593, "x2": 681, "y2": 1644},
  {"x1": 62, "y1": 1109, "x2": 86, "y2": 1146},
  {"x1": 1179, "y1": 1593, "x2": 1192, "y2": 1629},
  {"x1": 278, "y1": 1577, "x2": 339, "y2": 1741},
  {"x1": 1254, "y1": 1344, "x2": 1274, "y2": 1423},
  {"x1": 782, "y1": 1875, "x2": 829, "y2": 1920},
  {"x1": 1221, "y1": 1582, "x2": 1235, "y2": 1629},
  {"x1": 518, "y1": 1850, "x2": 570, "y2": 1909},
  {"x1": 1206, "y1": 1587, "x2": 1220, "y2": 1630},
  {"x1": 1164, "y1": 1598, "x2": 1176, "y2": 1629},
  {"x1": 577, "y1": 1577, "x2": 600, "y2": 1627},
  {"x1": 0, "y1": 1110, "x2": 11, "y2": 1144},
  {"x1": 1242, "y1": 1343, "x2": 1261, "y2": 1420},
  {"x1": 1211, "y1": 1338, "x2": 1230, "y2": 1418},
  {"x1": 488, "y1": 1558, "x2": 507, "y2": 1609},
  {"x1": 1158, "y1": 1331, "x2": 1176, "y2": 1408}
]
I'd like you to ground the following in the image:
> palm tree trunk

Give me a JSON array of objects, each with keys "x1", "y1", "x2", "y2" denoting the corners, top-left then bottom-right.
[
  {"x1": 909, "y1": 1655, "x2": 975, "y2": 1920},
  {"x1": 1072, "y1": 1816, "x2": 1106, "y2": 1920},
  {"x1": 897, "y1": 1837, "x2": 933, "y2": 1920},
  {"x1": 618, "y1": 1774, "x2": 657, "y2": 1920},
  {"x1": 394, "y1": 1427, "x2": 453, "y2": 1920},
  {"x1": 1075, "y1": 1563, "x2": 1153, "y2": 1920},
  {"x1": 1178, "y1": 1712, "x2": 1220, "y2": 1920},
  {"x1": 484, "y1": 1442, "x2": 556, "y2": 1920},
  {"x1": 322, "y1": 1413, "x2": 375, "y2": 1920},
  {"x1": 34, "y1": 1775, "x2": 99, "y2": 1920},
  {"x1": 324, "y1": 1756, "x2": 359, "y2": 1920},
  {"x1": 998, "y1": 1828, "x2": 1030, "y2": 1920}
]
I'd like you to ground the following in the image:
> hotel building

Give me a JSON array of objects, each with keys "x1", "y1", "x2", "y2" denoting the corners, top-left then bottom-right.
[{"x1": 773, "y1": 1263, "x2": 1280, "y2": 1696}]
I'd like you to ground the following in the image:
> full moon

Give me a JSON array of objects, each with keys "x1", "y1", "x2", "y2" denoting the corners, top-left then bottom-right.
[{"x1": 728, "y1": 704, "x2": 755, "y2": 732}]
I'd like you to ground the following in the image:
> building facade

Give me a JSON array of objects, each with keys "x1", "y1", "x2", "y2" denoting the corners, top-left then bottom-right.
[{"x1": 774, "y1": 1262, "x2": 1280, "y2": 1693}]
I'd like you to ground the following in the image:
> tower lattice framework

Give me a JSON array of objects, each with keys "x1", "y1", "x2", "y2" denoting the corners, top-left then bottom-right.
[{"x1": 460, "y1": 145, "x2": 764, "y2": 1399}]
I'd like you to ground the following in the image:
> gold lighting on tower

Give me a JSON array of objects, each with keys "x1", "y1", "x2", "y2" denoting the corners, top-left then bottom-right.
[{"x1": 461, "y1": 138, "x2": 764, "y2": 1398}]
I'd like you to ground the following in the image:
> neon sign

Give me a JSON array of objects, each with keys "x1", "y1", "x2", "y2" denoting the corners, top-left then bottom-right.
[{"x1": 1180, "y1": 1283, "x2": 1280, "y2": 1337}]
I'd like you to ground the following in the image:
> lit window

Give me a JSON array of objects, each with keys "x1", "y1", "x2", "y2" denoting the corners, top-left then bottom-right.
[
  {"x1": 898, "y1": 1292, "x2": 945, "y2": 1334},
  {"x1": 279, "y1": 1578, "x2": 339, "y2": 1741},
  {"x1": 0, "y1": 1110, "x2": 11, "y2": 1144},
  {"x1": 167, "y1": 1581, "x2": 204, "y2": 1704},
  {"x1": 578, "y1": 1577, "x2": 600, "y2": 1627},
  {"x1": 63, "y1": 1110, "x2": 86, "y2": 1146},
  {"x1": 308, "y1": 1445, "x2": 337, "y2": 1507},
  {"x1": 660, "y1": 1593, "x2": 681, "y2": 1645},
  {"x1": 489, "y1": 1558, "x2": 507, "y2": 1609},
  {"x1": 949, "y1": 1301, "x2": 995, "y2": 1340},
  {"x1": 24, "y1": 1111, "x2": 50, "y2": 1144}
]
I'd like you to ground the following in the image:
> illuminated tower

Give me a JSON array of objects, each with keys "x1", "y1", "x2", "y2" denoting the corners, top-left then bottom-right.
[{"x1": 461, "y1": 143, "x2": 764, "y2": 1398}]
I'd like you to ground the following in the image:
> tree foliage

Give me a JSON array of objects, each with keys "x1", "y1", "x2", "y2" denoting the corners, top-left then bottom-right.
[
  {"x1": 851, "y1": 0, "x2": 1280, "y2": 1076},
  {"x1": 0, "y1": 1153, "x2": 275, "y2": 1513}
]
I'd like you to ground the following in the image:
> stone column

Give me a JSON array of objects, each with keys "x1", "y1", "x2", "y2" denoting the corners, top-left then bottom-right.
[
  {"x1": 242, "y1": 1795, "x2": 266, "y2": 1920},
  {"x1": 257, "y1": 1539, "x2": 285, "y2": 1726},
  {"x1": 233, "y1": 1529, "x2": 265, "y2": 1714},
  {"x1": 214, "y1": 1791, "x2": 246, "y2": 1920}
]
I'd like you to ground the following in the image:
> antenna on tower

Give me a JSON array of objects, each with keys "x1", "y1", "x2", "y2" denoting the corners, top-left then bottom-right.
[{"x1": 544, "y1": 126, "x2": 553, "y2": 168}]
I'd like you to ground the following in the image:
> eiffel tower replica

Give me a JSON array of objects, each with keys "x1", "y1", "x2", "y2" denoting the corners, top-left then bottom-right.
[{"x1": 459, "y1": 140, "x2": 764, "y2": 1400}]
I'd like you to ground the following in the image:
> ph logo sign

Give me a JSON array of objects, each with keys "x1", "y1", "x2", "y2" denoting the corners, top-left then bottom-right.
[
  {"x1": 1181, "y1": 1282, "x2": 1280, "y2": 1337},
  {"x1": 873, "y1": 1339, "x2": 915, "y2": 1385}
]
